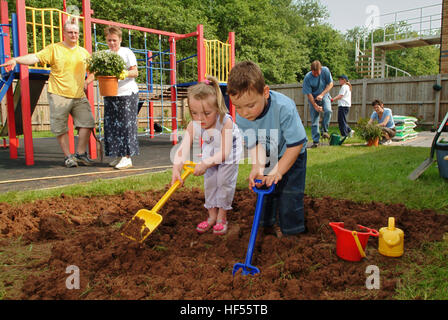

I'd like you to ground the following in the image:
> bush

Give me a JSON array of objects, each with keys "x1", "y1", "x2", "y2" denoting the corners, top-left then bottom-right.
[
  {"x1": 355, "y1": 118, "x2": 383, "y2": 141},
  {"x1": 86, "y1": 50, "x2": 126, "y2": 78}
]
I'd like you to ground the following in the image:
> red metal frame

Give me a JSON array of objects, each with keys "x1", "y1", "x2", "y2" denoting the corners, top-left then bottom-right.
[
  {"x1": 169, "y1": 36, "x2": 177, "y2": 145},
  {"x1": 16, "y1": 0, "x2": 33, "y2": 165},
  {"x1": 3, "y1": 0, "x2": 235, "y2": 162},
  {"x1": 82, "y1": 0, "x2": 97, "y2": 159},
  {"x1": 196, "y1": 24, "x2": 206, "y2": 82},
  {"x1": 228, "y1": 31, "x2": 236, "y2": 121}
]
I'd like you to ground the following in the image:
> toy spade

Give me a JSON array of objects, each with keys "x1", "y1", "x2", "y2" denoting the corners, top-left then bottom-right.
[
  {"x1": 121, "y1": 161, "x2": 196, "y2": 243},
  {"x1": 232, "y1": 179, "x2": 276, "y2": 276}
]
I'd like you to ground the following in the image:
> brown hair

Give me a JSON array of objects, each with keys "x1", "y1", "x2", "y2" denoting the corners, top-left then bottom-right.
[
  {"x1": 371, "y1": 99, "x2": 383, "y2": 107},
  {"x1": 227, "y1": 61, "x2": 265, "y2": 98},
  {"x1": 104, "y1": 25, "x2": 122, "y2": 39},
  {"x1": 187, "y1": 76, "x2": 228, "y2": 123},
  {"x1": 311, "y1": 60, "x2": 322, "y2": 71}
]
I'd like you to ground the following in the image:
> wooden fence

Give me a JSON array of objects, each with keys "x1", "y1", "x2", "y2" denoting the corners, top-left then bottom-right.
[
  {"x1": 270, "y1": 74, "x2": 448, "y2": 129},
  {"x1": 1, "y1": 74, "x2": 447, "y2": 132}
]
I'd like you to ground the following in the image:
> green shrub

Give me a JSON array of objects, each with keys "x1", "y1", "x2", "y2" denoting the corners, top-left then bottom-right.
[
  {"x1": 355, "y1": 118, "x2": 383, "y2": 141},
  {"x1": 86, "y1": 50, "x2": 126, "y2": 78}
]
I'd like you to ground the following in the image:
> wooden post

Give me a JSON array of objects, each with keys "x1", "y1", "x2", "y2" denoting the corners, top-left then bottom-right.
[{"x1": 361, "y1": 79, "x2": 367, "y2": 119}]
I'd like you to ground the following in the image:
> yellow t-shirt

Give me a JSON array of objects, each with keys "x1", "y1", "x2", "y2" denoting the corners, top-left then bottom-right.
[{"x1": 36, "y1": 42, "x2": 90, "y2": 99}]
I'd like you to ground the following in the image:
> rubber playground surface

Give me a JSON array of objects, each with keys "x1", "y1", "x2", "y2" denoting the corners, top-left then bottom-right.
[{"x1": 0, "y1": 135, "x2": 175, "y2": 193}]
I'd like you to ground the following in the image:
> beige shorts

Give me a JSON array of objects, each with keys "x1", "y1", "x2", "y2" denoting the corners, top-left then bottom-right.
[{"x1": 48, "y1": 93, "x2": 95, "y2": 136}]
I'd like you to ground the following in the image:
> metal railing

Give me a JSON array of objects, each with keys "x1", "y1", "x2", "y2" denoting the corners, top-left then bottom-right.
[
  {"x1": 25, "y1": 6, "x2": 85, "y2": 70},
  {"x1": 204, "y1": 39, "x2": 231, "y2": 83},
  {"x1": 375, "y1": 4, "x2": 442, "y2": 42}
]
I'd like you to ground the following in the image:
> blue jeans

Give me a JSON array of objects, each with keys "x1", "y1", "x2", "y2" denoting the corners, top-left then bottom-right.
[
  {"x1": 338, "y1": 106, "x2": 352, "y2": 136},
  {"x1": 259, "y1": 150, "x2": 307, "y2": 235},
  {"x1": 309, "y1": 95, "x2": 332, "y2": 143}
]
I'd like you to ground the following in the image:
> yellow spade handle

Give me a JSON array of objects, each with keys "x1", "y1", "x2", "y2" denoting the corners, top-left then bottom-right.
[
  {"x1": 352, "y1": 231, "x2": 367, "y2": 258},
  {"x1": 151, "y1": 162, "x2": 196, "y2": 213}
]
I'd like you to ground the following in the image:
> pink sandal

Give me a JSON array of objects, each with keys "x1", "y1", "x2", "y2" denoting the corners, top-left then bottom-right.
[
  {"x1": 213, "y1": 220, "x2": 228, "y2": 235},
  {"x1": 196, "y1": 218, "x2": 215, "y2": 234}
]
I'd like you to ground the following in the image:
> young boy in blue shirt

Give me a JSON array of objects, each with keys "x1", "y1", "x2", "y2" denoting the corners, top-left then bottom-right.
[{"x1": 227, "y1": 61, "x2": 308, "y2": 236}]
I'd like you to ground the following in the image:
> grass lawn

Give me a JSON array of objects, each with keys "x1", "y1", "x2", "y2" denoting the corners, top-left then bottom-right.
[{"x1": 1, "y1": 126, "x2": 447, "y2": 299}]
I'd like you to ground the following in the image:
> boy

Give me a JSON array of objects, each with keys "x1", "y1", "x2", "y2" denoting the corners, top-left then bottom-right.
[{"x1": 227, "y1": 61, "x2": 308, "y2": 237}]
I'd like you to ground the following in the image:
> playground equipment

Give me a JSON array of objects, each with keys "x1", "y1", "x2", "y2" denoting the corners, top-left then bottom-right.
[{"x1": 0, "y1": 0, "x2": 235, "y2": 166}]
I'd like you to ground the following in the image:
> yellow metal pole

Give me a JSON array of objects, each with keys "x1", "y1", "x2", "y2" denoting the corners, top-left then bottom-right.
[{"x1": 50, "y1": 10, "x2": 54, "y2": 44}]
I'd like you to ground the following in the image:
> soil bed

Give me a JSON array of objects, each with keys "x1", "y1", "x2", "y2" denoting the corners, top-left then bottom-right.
[{"x1": 0, "y1": 188, "x2": 447, "y2": 300}]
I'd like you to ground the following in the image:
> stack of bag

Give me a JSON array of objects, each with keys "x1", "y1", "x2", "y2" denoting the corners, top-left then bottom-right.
[{"x1": 393, "y1": 115, "x2": 419, "y2": 142}]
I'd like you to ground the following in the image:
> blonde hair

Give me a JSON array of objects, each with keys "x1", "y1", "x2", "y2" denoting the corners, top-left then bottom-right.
[{"x1": 187, "y1": 76, "x2": 228, "y2": 123}]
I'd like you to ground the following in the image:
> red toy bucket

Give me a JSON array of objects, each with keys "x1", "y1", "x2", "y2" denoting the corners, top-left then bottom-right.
[{"x1": 329, "y1": 222, "x2": 379, "y2": 261}]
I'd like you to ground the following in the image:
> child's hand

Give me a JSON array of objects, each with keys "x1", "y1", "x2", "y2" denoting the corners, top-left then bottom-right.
[
  {"x1": 171, "y1": 167, "x2": 183, "y2": 186},
  {"x1": 193, "y1": 161, "x2": 208, "y2": 176},
  {"x1": 265, "y1": 172, "x2": 282, "y2": 187},
  {"x1": 248, "y1": 169, "x2": 264, "y2": 190}
]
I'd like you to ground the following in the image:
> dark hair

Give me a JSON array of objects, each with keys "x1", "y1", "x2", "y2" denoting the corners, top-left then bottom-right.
[
  {"x1": 371, "y1": 99, "x2": 383, "y2": 107},
  {"x1": 227, "y1": 61, "x2": 265, "y2": 98}
]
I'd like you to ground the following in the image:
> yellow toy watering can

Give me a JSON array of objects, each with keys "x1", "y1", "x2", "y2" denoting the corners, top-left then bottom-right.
[
  {"x1": 378, "y1": 217, "x2": 404, "y2": 257},
  {"x1": 121, "y1": 161, "x2": 196, "y2": 243}
]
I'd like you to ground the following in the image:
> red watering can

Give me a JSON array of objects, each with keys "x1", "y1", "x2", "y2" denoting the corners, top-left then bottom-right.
[{"x1": 329, "y1": 222, "x2": 379, "y2": 262}]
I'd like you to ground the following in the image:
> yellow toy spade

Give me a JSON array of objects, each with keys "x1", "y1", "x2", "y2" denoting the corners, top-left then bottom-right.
[{"x1": 121, "y1": 161, "x2": 196, "y2": 243}]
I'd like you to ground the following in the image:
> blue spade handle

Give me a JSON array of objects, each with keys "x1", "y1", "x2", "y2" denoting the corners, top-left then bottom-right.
[{"x1": 232, "y1": 179, "x2": 276, "y2": 276}]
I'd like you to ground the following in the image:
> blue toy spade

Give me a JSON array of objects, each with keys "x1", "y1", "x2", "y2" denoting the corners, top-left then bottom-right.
[{"x1": 232, "y1": 179, "x2": 276, "y2": 276}]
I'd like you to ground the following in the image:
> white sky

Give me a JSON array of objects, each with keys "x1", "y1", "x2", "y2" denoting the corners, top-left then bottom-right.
[{"x1": 319, "y1": 0, "x2": 443, "y2": 33}]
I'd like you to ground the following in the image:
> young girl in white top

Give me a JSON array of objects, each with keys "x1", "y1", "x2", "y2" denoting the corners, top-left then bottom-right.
[
  {"x1": 332, "y1": 75, "x2": 354, "y2": 137},
  {"x1": 171, "y1": 76, "x2": 242, "y2": 235}
]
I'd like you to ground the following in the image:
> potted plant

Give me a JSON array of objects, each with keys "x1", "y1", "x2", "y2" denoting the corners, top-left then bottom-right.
[
  {"x1": 355, "y1": 118, "x2": 383, "y2": 147},
  {"x1": 86, "y1": 50, "x2": 126, "y2": 96}
]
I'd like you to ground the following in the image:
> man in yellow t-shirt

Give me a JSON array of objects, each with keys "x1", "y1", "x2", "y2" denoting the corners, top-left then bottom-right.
[{"x1": 0, "y1": 22, "x2": 95, "y2": 168}]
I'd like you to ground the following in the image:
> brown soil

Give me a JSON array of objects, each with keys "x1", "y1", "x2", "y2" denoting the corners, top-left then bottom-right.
[{"x1": 1, "y1": 189, "x2": 447, "y2": 300}]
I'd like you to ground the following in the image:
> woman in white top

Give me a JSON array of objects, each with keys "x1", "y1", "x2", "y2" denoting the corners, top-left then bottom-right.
[
  {"x1": 332, "y1": 75, "x2": 354, "y2": 137},
  {"x1": 102, "y1": 26, "x2": 140, "y2": 169}
]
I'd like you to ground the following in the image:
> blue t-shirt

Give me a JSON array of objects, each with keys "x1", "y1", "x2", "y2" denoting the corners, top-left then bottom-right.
[
  {"x1": 302, "y1": 66, "x2": 333, "y2": 98},
  {"x1": 370, "y1": 107, "x2": 395, "y2": 129},
  {"x1": 236, "y1": 90, "x2": 307, "y2": 158}
]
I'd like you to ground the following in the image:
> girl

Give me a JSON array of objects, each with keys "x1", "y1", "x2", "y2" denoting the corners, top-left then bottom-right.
[
  {"x1": 171, "y1": 76, "x2": 242, "y2": 235},
  {"x1": 332, "y1": 75, "x2": 354, "y2": 137}
]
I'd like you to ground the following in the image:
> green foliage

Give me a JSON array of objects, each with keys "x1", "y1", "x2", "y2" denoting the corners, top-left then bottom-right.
[
  {"x1": 10, "y1": 0, "x2": 441, "y2": 83},
  {"x1": 355, "y1": 118, "x2": 383, "y2": 141},
  {"x1": 86, "y1": 50, "x2": 126, "y2": 78}
]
